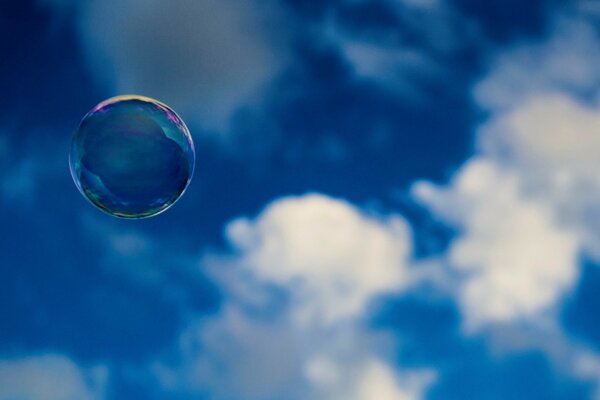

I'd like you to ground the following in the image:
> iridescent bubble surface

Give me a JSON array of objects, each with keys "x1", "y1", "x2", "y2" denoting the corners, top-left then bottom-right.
[{"x1": 69, "y1": 95, "x2": 195, "y2": 218}]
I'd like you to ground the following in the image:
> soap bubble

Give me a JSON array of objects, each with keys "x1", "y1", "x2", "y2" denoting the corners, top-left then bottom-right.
[{"x1": 69, "y1": 95, "x2": 195, "y2": 218}]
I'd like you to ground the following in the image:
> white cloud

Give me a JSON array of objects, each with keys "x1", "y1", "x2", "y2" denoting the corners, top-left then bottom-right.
[
  {"x1": 474, "y1": 20, "x2": 600, "y2": 112},
  {"x1": 154, "y1": 307, "x2": 433, "y2": 400},
  {"x1": 53, "y1": 0, "x2": 478, "y2": 149},
  {"x1": 149, "y1": 193, "x2": 432, "y2": 399},
  {"x1": 226, "y1": 194, "x2": 411, "y2": 325},
  {"x1": 153, "y1": 305, "x2": 305, "y2": 400},
  {"x1": 0, "y1": 354, "x2": 107, "y2": 400},
  {"x1": 413, "y1": 15, "x2": 600, "y2": 329},
  {"x1": 414, "y1": 159, "x2": 579, "y2": 328},
  {"x1": 479, "y1": 94, "x2": 600, "y2": 260},
  {"x1": 306, "y1": 356, "x2": 436, "y2": 400},
  {"x1": 355, "y1": 361, "x2": 435, "y2": 400},
  {"x1": 75, "y1": 0, "x2": 287, "y2": 131}
]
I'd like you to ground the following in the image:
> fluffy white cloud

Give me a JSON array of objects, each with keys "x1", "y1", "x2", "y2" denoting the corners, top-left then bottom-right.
[
  {"x1": 414, "y1": 159, "x2": 579, "y2": 327},
  {"x1": 479, "y1": 94, "x2": 600, "y2": 259},
  {"x1": 226, "y1": 194, "x2": 411, "y2": 325},
  {"x1": 74, "y1": 0, "x2": 286, "y2": 131},
  {"x1": 414, "y1": 15, "x2": 600, "y2": 328},
  {"x1": 0, "y1": 354, "x2": 106, "y2": 400},
  {"x1": 150, "y1": 193, "x2": 431, "y2": 399}
]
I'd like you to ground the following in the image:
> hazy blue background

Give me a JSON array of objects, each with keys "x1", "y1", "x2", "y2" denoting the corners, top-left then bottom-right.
[{"x1": 2, "y1": 0, "x2": 600, "y2": 399}]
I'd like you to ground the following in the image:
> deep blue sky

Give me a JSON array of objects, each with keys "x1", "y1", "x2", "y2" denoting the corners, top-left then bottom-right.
[{"x1": 1, "y1": 1, "x2": 600, "y2": 399}]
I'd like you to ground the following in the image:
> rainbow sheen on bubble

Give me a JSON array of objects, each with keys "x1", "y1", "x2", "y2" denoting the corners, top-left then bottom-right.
[{"x1": 69, "y1": 95, "x2": 195, "y2": 219}]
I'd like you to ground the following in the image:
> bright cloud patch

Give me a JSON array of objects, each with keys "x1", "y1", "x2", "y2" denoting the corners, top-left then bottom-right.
[
  {"x1": 479, "y1": 94, "x2": 600, "y2": 260},
  {"x1": 151, "y1": 194, "x2": 429, "y2": 399},
  {"x1": 306, "y1": 356, "x2": 435, "y2": 400},
  {"x1": 414, "y1": 16, "x2": 600, "y2": 328},
  {"x1": 0, "y1": 354, "x2": 106, "y2": 400},
  {"x1": 227, "y1": 194, "x2": 411, "y2": 324},
  {"x1": 414, "y1": 159, "x2": 579, "y2": 327}
]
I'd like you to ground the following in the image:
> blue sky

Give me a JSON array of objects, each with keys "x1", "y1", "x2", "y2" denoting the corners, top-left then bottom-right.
[{"x1": 2, "y1": 0, "x2": 600, "y2": 399}]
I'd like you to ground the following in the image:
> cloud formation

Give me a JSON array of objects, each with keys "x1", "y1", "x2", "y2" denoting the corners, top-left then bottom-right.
[
  {"x1": 475, "y1": 20, "x2": 600, "y2": 111},
  {"x1": 327, "y1": 0, "x2": 478, "y2": 101},
  {"x1": 0, "y1": 354, "x2": 106, "y2": 400},
  {"x1": 150, "y1": 194, "x2": 431, "y2": 399},
  {"x1": 415, "y1": 158, "x2": 579, "y2": 327},
  {"x1": 227, "y1": 194, "x2": 411, "y2": 324},
  {"x1": 6, "y1": 1, "x2": 600, "y2": 399},
  {"x1": 75, "y1": 0, "x2": 286, "y2": 131},
  {"x1": 414, "y1": 15, "x2": 600, "y2": 328}
]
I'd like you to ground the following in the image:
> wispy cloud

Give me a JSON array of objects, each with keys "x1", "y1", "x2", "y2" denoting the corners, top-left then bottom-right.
[
  {"x1": 72, "y1": 0, "x2": 288, "y2": 132},
  {"x1": 0, "y1": 354, "x2": 107, "y2": 400},
  {"x1": 475, "y1": 20, "x2": 600, "y2": 111}
]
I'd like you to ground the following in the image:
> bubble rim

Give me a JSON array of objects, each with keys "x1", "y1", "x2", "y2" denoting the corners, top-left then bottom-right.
[{"x1": 68, "y1": 94, "x2": 196, "y2": 219}]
